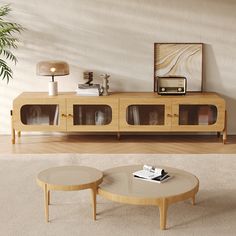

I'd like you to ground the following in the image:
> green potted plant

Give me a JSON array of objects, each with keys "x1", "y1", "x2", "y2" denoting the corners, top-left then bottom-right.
[{"x1": 0, "y1": 4, "x2": 23, "y2": 83}]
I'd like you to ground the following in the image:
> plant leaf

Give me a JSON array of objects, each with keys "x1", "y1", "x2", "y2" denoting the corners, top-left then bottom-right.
[
  {"x1": 0, "y1": 4, "x2": 24, "y2": 82},
  {"x1": 0, "y1": 59, "x2": 13, "y2": 83}
]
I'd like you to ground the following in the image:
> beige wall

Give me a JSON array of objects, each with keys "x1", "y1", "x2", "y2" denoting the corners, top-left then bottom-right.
[{"x1": 0, "y1": 0, "x2": 236, "y2": 134}]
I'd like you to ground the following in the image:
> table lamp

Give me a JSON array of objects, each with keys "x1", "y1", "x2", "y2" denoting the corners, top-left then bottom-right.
[{"x1": 36, "y1": 60, "x2": 69, "y2": 96}]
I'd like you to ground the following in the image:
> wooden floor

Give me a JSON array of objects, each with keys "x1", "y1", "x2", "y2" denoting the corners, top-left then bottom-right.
[{"x1": 1, "y1": 134, "x2": 236, "y2": 154}]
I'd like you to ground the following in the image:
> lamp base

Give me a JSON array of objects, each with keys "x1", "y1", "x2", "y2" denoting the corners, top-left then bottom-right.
[{"x1": 48, "y1": 81, "x2": 58, "y2": 96}]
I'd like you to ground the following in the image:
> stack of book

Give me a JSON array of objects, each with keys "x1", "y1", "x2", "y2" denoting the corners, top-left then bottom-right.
[
  {"x1": 76, "y1": 84, "x2": 101, "y2": 96},
  {"x1": 133, "y1": 165, "x2": 172, "y2": 183}
]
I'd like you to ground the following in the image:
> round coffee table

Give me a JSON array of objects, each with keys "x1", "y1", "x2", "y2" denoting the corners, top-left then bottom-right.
[
  {"x1": 98, "y1": 165, "x2": 199, "y2": 230},
  {"x1": 37, "y1": 166, "x2": 103, "y2": 222}
]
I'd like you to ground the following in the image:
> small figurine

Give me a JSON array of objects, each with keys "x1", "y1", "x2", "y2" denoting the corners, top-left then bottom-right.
[
  {"x1": 100, "y1": 73, "x2": 110, "y2": 96},
  {"x1": 83, "y1": 71, "x2": 93, "y2": 86}
]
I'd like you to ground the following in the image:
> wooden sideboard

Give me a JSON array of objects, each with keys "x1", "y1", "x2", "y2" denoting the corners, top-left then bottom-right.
[{"x1": 11, "y1": 92, "x2": 227, "y2": 144}]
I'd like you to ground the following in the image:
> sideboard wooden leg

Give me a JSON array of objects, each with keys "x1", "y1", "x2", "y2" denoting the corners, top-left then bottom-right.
[
  {"x1": 117, "y1": 132, "x2": 120, "y2": 140},
  {"x1": 17, "y1": 131, "x2": 21, "y2": 138},
  {"x1": 223, "y1": 135, "x2": 227, "y2": 144},
  {"x1": 159, "y1": 198, "x2": 168, "y2": 230},
  {"x1": 12, "y1": 129, "x2": 15, "y2": 144},
  {"x1": 223, "y1": 110, "x2": 227, "y2": 144},
  {"x1": 11, "y1": 110, "x2": 15, "y2": 144}
]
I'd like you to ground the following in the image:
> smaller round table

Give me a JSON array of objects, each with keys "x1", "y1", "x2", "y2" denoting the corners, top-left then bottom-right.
[
  {"x1": 37, "y1": 166, "x2": 103, "y2": 222},
  {"x1": 98, "y1": 165, "x2": 199, "y2": 230}
]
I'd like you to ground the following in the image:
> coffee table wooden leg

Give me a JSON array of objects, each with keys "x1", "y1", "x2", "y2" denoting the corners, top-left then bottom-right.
[
  {"x1": 44, "y1": 184, "x2": 49, "y2": 222},
  {"x1": 159, "y1": 199, "x2": 168, "y2": 230},
  {"x1": 48, "y1": 190, "x2": 50, "y2": 205},
  {"x1": 192, "y1": 194, "x2": 196, "y2": 205},
  {"x1": 91, "y1": 187, "x2": 97, "y2": 220}
]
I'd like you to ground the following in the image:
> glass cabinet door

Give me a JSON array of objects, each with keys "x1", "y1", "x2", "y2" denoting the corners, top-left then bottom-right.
[
  {"x1": 20, "y1": 104, "x2": 60, "y2": 126},
  {"x1": 178, "y1": 105, "x2": 217, "y2": 125},
  {"x1": 126, "y1": 105, "x2": 165, "y2": 126},
  {"x1": 171, "y1": 102, "x2": 224, "y2": 132},
  {"x1": 66, "y1": 98, "x2": 119, "y2": 131},
  {"x1": 14, "y1": 98, "x2": 67, "y2": 131},
  {"x1": 119, "y1": 98, "x2": 172, "y2": 131},
  {"x1": 73, "y1": 105, "x2": 112, "y2": 126}
]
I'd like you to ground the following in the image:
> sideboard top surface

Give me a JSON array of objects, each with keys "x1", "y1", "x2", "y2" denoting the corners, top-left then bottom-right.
[{"x1": 14, "y1": 91, "x2": 223, "y2": 100}]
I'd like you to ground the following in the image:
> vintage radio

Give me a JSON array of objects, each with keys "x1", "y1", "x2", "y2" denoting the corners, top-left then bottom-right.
[{"x1": 157, "y1": 76, "x2": 187, "y2": 95}]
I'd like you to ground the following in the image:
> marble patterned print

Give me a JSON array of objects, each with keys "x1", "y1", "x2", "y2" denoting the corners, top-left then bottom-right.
[{"x1": 155, "y1": 44, "x2": 202, "y2": 91}]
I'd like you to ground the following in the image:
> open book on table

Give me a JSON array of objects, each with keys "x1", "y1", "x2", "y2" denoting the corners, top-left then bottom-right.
[{"x1": 133, "y1": 165, "x2": 172, "y2": 183}]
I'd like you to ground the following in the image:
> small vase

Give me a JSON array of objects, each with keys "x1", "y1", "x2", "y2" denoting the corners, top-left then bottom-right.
[{"x1": 48, "y1": 81, "x2": 58, "y2": 96}]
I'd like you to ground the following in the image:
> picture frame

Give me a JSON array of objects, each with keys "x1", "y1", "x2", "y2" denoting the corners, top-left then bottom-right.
[{"x1": 154, "y1": 43, "x2": 203, "y2": 92}]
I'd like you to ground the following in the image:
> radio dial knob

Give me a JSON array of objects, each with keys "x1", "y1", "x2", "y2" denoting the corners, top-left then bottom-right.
[
  {"x1": 178, "y1": 87, "x2": 182, "y2": 92},
  {"x1": 161, "y1": 88, "x2": 165, "y2": 92}
]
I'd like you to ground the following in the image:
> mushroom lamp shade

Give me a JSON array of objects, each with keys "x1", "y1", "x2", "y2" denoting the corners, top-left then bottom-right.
[{"x1": 36, "y1": 61, "x2": 69, "y2": 96}]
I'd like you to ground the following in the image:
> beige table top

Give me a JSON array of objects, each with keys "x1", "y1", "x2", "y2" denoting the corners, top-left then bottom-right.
[
  {"x1": 98, "y1": 165, "x2": 199, "y2": 204},
  {"x1": 37, "y1": 166, "x2": 103, "y2": 191}
]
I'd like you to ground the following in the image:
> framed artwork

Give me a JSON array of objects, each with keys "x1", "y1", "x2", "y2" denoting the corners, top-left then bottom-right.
[{"x1": 154, "y1": 43, "x2": 203, "y2": 92}]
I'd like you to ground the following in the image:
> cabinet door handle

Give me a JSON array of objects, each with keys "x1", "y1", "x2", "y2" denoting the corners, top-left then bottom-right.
[
  {"x1": 67, "y1": 114, "x2": 73, "y2": 118},
  {"x1": 61, "y1": 114, "x2": 67, "y2": 117},
  {"x1": 174, "y1": 114, "x2": 179, "y2": 117},
  {"x1": 167, "y1": 114, "x2": 172, "y2": 117}
]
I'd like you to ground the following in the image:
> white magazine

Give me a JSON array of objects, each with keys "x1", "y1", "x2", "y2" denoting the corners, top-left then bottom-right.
[
  {"x1": 133, "y1": 169, "x2": 161, "y2": 180},
  {"x1": 132, "y1": 165, "x2": 172, "y2": 183},
  {"x1": 133, "y1": 174, "x2": 172, "y2": 184}
]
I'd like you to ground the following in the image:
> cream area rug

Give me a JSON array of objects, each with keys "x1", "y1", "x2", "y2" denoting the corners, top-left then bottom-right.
[{"x1": 0, "y1": 154, "x2": 236, "y2": 236}]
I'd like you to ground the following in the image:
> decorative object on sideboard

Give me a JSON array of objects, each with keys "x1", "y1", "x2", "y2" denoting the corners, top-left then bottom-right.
[
  {"x1": 77, "y1": 71, "x2": 101, "y2": 96},
  {"x1": 154, "y1": 43, "x2": 203, "y2": 92},
  {"x1": 76, "y1": 84, "x2": 101, "y2": 96},
  {"x1": 36, "y1": 61, "x2": 69, "y2": 96},
  {"x1": 157, "y1": 76, "x2": 187, "y2": 95},
  {"x1": 100, "y1": 73, "x2": 110, "y2": 96},
  {"x1": 83, "y1": 71, "x2": 93, "y2": 86}
]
